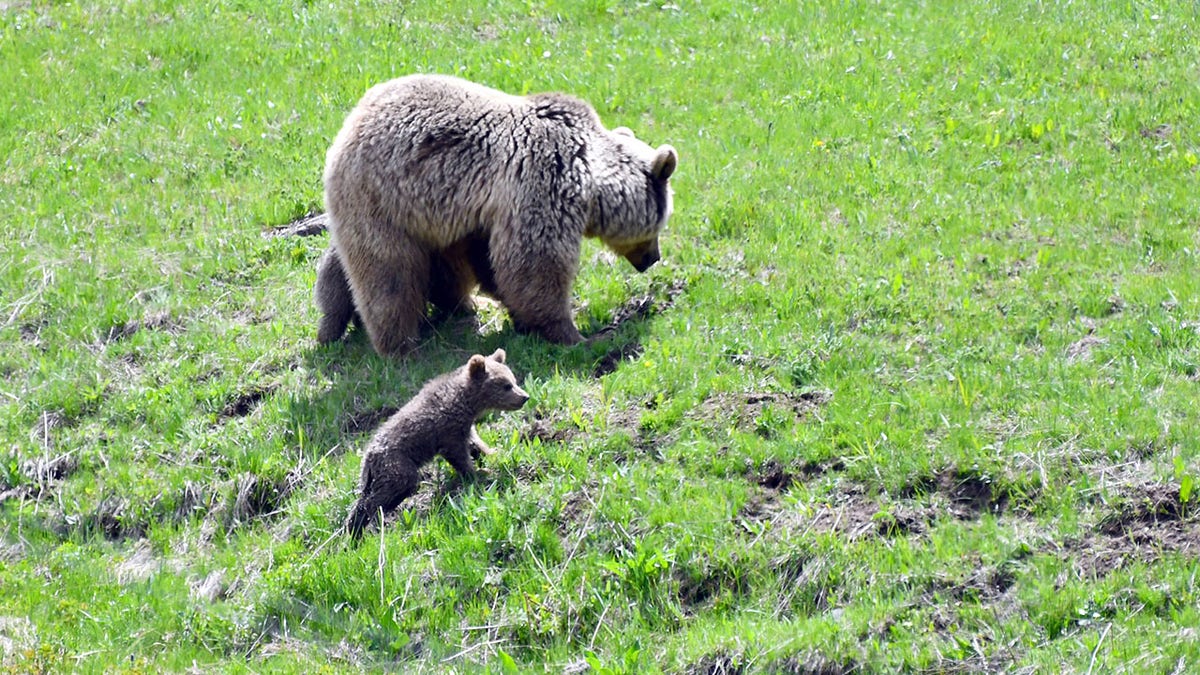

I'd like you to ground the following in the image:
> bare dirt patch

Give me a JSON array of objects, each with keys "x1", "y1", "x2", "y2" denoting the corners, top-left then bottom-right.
[
  {"x1": 519, "y1": 414, "x2": 577, "y2": 446},
  {"x1": 1068, "y1": 482, "x2": 1199, "y2": 577},
  {"x1": 115, "y1": 541, "x2": 161, "y2": 584},
  {"x1": 697, "y1": 389, "x2": 832, "y2": 436},
  {"x1": 0, "y1": 538, "x2": 22, "y2": 563},
  {"x1": 1065, "y1": 334, "x2": 1107, "y2": 363},
  {"x1": 28, "y1": 410, "x2": 69, "y2": 450},
  {"x1": 753, "y1": 458, "x2": 795, "y2": 491},
  {"x1": 20, "y1": 452, "x2": 78, "y2": 485},
  {"x1": 61, "y1": 497, "x2": 130, "y2": 540},
  {"x1": 361, "y1": 467, "x2": 476, "y2": 535},
  {"x1": 191, "y1": 569, "x2": 230, "y2": 603},
  {"x1": 232, "y1": 308, "x2": 274, "y2": 326},
  {"x1": 1139, "y1": 124, "x2": 1173, "y2": 141},
  {"x1": 1, "y1": 449, "x2": 78, "y2": 506},
  {"x1": 557, "y1": 483, "x2": 596, "y2": 536},
  {"x1": 681, "y1": 650, "x2": 745, "y2": 675},
  {"x1": 225, "y1": 472, "x2": 299, "y2": 527},
  {"x1": 762, "y1": 651, "x2": 862, "y2": 675},
  {"x1": 588, "y1": 279, "x2": 687, "y2": 377},
  {"x1": 674, "y1": 557, "x2": 751, "y2": 610},
  {"x1": 740, "y1": 466, "x2": 1007, "y2": 544},
  {"x1": 18, "y1": 319, "x2": 46, "y2": 348},
  {"x1": 473, "y1": 22, "x2": 501, "y2": 42},
  {"x1": 263, "y1": 212, "x2": 328, "y2": 238},
  {"x1": 99, "y1": 310, "x2": 181, "y2": 345},
  {"x1": 925, "y1": 558, "x2": 1020, "y2": 605},
  {"x1": 175, "y1": 480, "x2": 208, "y2": 522},
  {"x1": 866, "y1": 552, "x2": 1028, "y2": 672},
  {"x1": 38, "y1": 476, "x2": 260, "y2": 542},
  {"x1": 742, "y1": 483, "x2": 936, "y2": 541},
  {"x1": 507, "y1": 458, "x2": 551, "y2": 485},
  {"x1": 592, "y1": 342, "x2": 644, "y2": 377},
  {"x1": 0, "y1": 616, "x2": 36, "y2": 665},
  {"x1": 613, "y1": 278, "x2": 687, "y2": 326},
  {"x1": 341, "y1": 406, "x2": 398, "y2": 435},
  {"x1": 746, "y1": 457, "x2": 845, "y2": 493},
  {"x1": 937, "y1": 469, "x2": 1009, "y2": 519},
  {"x1": 219, "y1": 384, "x2": 277, "y2": 420},
  {"x1": 1097, "y1": 482, "x2": 1191, "y2": 533}
]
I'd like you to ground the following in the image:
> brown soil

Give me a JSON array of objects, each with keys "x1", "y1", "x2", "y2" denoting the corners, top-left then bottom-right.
[
  {"x1": 99, "y1": 310, "x2": 181, "y2": 345},
  {"x1": 264, "y1": 212, "x2": 328, "y2": 238},
  {"x1": 697, "y1": 389, "x2": 832, "y2": 434},
  {"x1": 740, "y1": 465, "x2": 1011, "y2": 546},
  {"x1": 219, "y1": 384, "x2": 277, "y2": 420},
  {"x1": 589, "y1": 278, "x2": 687, "y2": 377},
  {"x1": 593, "y1": 342, "x2": 645, "y2": 378},
  {"x1": 1139, "y1": 124, "x2": 1173, "y2": 140},
  {"x1": 519, "y1": 414, "x2": 577, "y2": 446},
  {"x1": 29, "y1": 410, "x2": 69, "y2": 449},
  {"x1": 341, "y1": 406, "x2": 398, "y2": 435},
  {"x1": 1067, "y1": 482, "x2": 1198, "y2": 577}
]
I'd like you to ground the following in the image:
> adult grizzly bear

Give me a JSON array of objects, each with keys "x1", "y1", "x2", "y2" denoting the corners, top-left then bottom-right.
[{"x1": 316, "y1": 74, "x2": 678, "y2": 356}]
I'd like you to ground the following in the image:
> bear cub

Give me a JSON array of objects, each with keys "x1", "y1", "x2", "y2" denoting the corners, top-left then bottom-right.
[
  {"x1": 344, "y1": 349, "x2": 529, "y2": 539},
  {"x1": 317, "y1": 74, "x2": 678, "y2": 357}
]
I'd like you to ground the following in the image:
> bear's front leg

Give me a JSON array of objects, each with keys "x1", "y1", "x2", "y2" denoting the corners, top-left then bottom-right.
[
  {"x1": 513, "y1": 314, "x2": 584, "y2": 345},
  {"x1": 441, "y1": 443, "x2": 479, "y2": 482},
  {"x1": 492, "y1": 229, "x2": 585, "y2": 345},
  {"x1": 468, "y1": 426, "x2": 495, "y2": 463}
]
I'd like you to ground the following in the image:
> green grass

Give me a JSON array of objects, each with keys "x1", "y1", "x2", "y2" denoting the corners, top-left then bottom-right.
[{"x1": 2, "y1": 0, "x2": 1199, "y2": 671}]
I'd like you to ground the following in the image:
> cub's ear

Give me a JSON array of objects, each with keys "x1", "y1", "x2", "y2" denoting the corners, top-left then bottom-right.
[
  {"x1": 468, "y1": 354, "x2": 488, "y2": 378},
  {"x1": 489, "y1": 348, "x2": 507, "y2": 364},
  {"x1": 612, "y1": 126, "x2": 636, "y2": 138},
  {"x1": 652, "y1": 145, "x2": 677, "y2": 181}
]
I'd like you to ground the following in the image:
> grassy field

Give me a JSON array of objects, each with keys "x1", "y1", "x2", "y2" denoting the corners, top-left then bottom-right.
[{"x1": 2, "y1": 0, "x2": 1199, "y2": 671}]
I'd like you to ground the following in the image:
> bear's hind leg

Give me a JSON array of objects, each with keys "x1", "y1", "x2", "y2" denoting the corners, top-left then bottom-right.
[
  {"x1": 463, "y1": 233, "x2": 500, "y2": 299},
  {"x1": 428, "y1": 241, "x2": 480, "y2": 319},
  {"x1": 339, "y1": 231, "x2": 431, "y2": 357},
  {"x1": 314, "y1": 246, "x2": 358, "y2": 344},
  {"x1": 345, "y1": 455, "x2": 420, "y2": 539}
]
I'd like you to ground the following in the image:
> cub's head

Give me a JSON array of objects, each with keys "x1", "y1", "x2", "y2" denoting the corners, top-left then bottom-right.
[
  {"x1": 588, "y1": 127, "x2": 678, "y2": 273},
  {"x1": 467, "y1": 349, "x2": 530, "y2": 411}
]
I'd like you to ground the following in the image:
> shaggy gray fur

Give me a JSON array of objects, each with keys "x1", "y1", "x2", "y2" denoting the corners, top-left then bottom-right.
[
  {"x1": 344, "y1": 349, "x2": 529, "y2": 539},
  {"x1": 317, "y1": 74, "x2": 678, "y2": 356}
]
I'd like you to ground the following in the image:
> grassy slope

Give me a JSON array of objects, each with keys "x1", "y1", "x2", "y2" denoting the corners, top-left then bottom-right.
[{"x1": 1, "y1": 0, "x2": 1198, "y2": 672}]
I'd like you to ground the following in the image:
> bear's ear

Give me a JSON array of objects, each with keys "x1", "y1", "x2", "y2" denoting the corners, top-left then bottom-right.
[
  {"x1": 652, "y1": 145, "x2": 677, "y2": 181},
  {"x1": 468, "y1": 355, "x2": 488, "y2": 379},
  {"x1": 612, "y1": 126, "x2": 636, "y2": 138},
  {"x1": 489, "y1": 348, "x2": 507, "y2": 364}
]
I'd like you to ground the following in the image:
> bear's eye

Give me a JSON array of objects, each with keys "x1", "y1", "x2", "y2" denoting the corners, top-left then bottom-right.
[{"x1": 503, "y1": 382, "x2": 513, "y2": 390}]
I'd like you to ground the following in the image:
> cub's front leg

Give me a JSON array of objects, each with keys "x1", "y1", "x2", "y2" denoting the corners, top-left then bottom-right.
[
  {"x1": 468, "y1": 426, "x2": 495, "y2": 463},
  {"x1": 441, "y1": 441, "x2": 479, "y2": 481}
]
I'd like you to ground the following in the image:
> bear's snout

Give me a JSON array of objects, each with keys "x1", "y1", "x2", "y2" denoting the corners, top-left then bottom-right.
[
  {"x1": 633, "y1": 249, "x2": 660, "y2": 272},
  {"x1": 621, "y1": 238, "x2": 661, "y2": 273},
  {"x1": 504, "y1": 383, "x2": 531, "y2": 410}
]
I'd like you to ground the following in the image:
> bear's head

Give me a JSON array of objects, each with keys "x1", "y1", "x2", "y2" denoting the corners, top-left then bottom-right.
[
  {"x1": 467, "y1": 348, "x2": 530, "y2": 411},
  {"x1": 587, "y1": 128, "x2": 678, "y2": 273}
]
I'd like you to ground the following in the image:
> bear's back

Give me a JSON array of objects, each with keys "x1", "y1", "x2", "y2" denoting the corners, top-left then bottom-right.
[
  {"x1": 324, "y1": 75, "x2": 602, "y2": 247},
  {"x1": 365, "y1": 370, "x2": 473, "y2": 466}
]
